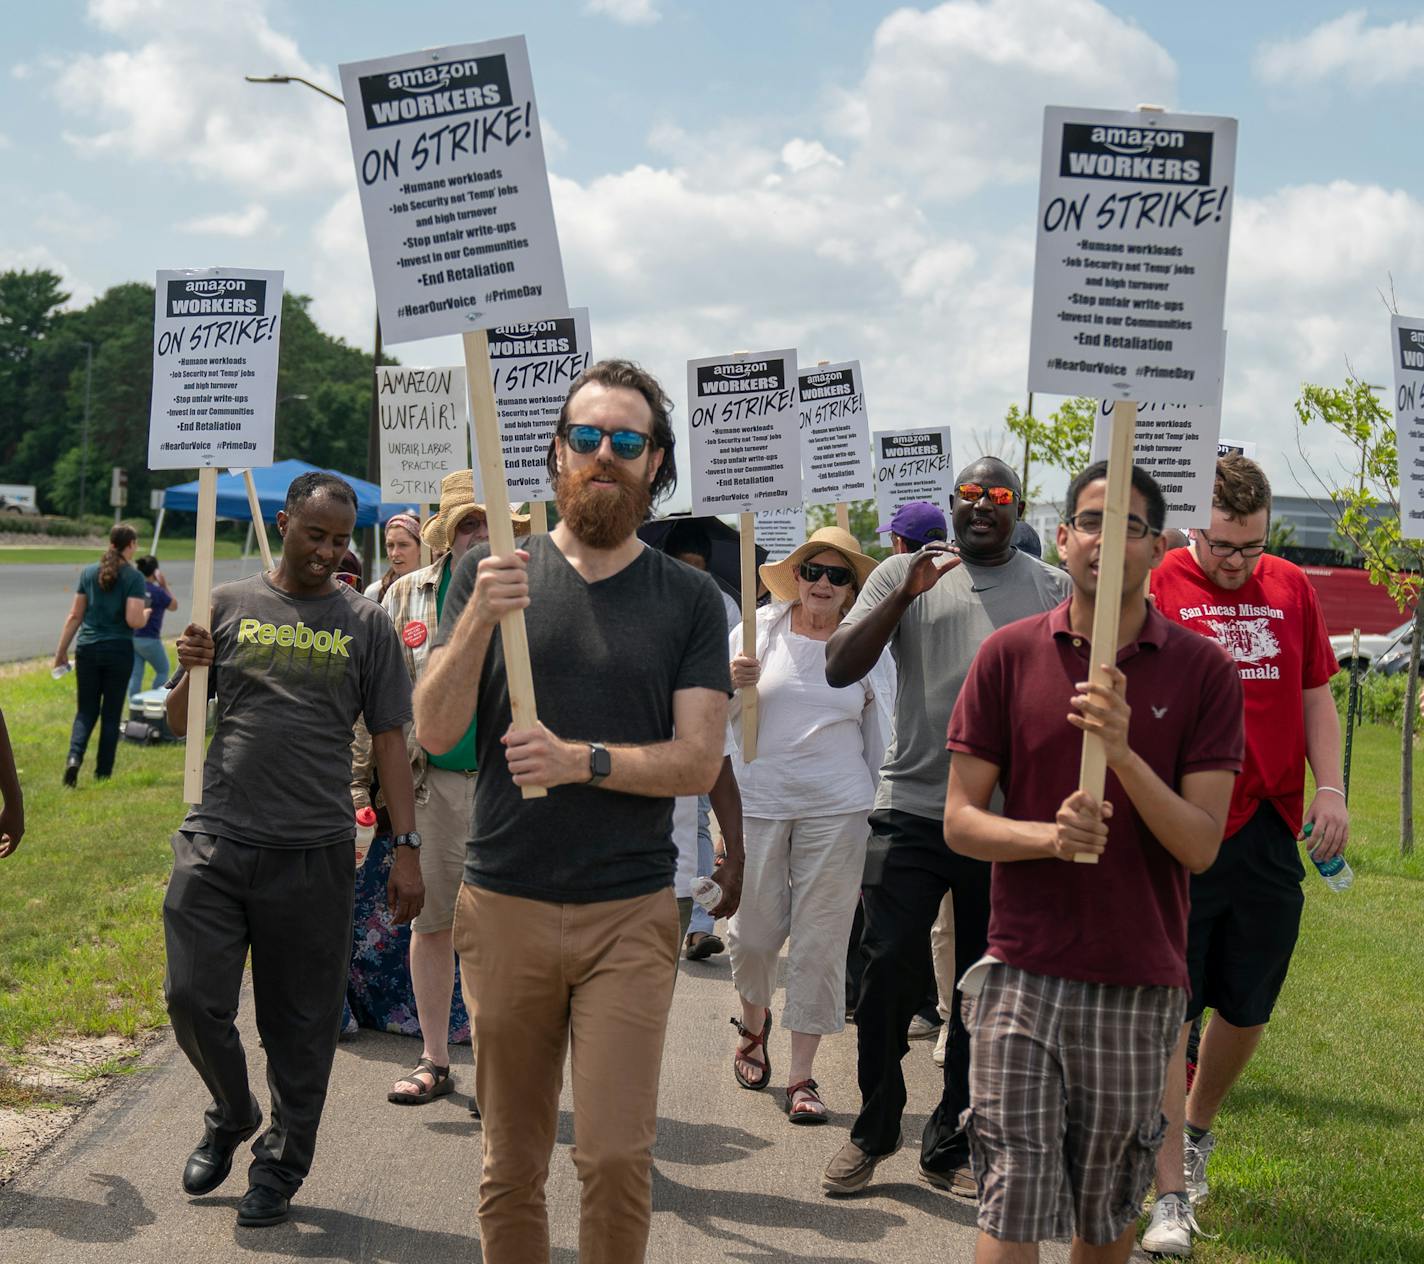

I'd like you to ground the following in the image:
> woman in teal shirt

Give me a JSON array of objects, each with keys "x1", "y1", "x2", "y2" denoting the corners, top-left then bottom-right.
[{"x1": 53, "y1": 524, "x2": 147, "y2": 785}]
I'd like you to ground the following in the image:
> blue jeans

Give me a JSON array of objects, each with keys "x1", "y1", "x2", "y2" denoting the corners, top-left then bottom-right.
[
  {"x1": 690, "y1": 794, "x2": 717, "y2": 936},
  {"x1": 129, "y1": 635, "x2": 169, "y2": 699}
]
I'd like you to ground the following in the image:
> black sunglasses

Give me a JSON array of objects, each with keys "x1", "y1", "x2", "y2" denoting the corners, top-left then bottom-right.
[
  {"x1": 565, "y1": 424, "x2": 652, "y2": 460},
  {"x1": 799, "y1": 561, "x2": 854, "y2": 587}
]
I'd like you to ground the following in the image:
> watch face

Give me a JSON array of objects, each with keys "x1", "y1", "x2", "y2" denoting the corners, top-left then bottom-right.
[{"x1": 591, "y1": 746, "x2": 612, "y2": 777}]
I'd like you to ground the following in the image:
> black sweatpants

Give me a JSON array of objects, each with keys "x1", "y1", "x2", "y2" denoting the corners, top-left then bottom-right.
[
  {"x1": 850, "y1": 809, "x2": 991, "y2": 1171},
  {"x1": 163, "y1": 831, "x2": 354, "y2": 1197}
]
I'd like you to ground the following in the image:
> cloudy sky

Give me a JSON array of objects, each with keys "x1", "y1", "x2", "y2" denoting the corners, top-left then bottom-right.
[{"x1": 6, "y1": 0, "x2": 1422, "y2": 508}]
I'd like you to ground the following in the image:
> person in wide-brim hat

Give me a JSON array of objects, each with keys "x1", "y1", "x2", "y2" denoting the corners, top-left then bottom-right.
[
  {"x1": 758, "y1": 526, "x2": 879, "y2": 606},
  {"x1": 420, "y1": 469, "x2": 531, "y2": 554}
]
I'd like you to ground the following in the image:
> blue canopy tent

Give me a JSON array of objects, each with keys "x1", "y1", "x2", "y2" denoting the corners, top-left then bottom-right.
[{"x1": 157, "y1": 459, "x2": 419, "y2": 527}]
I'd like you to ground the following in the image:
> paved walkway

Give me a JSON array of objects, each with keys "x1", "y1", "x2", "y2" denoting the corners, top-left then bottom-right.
[{"x1": 0, "y1": 950, "x2": 1122, "y2": 1261}]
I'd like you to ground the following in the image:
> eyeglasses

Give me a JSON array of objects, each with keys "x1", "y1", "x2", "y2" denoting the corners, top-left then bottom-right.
[
  {"x1": 956, "y1": 482, "x2": 1016, "y2": 506},
  {"x1": 1201, "y1": 536, "x2": 1266, "y2": 559},
  {"x1": 565, "y1": 424, "x2": 652, "y2": 460},
  {"x1": 1065, "y1": 510, "x2": 1159, "y2": 541},
  {"x1": 799, "y1": 561, "x2": 855, "y2": 587}
]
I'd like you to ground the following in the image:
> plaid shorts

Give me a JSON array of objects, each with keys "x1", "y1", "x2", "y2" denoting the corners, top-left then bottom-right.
[{"x1": 962, "y1": 964, "x2": 1184, "y2": 1245}]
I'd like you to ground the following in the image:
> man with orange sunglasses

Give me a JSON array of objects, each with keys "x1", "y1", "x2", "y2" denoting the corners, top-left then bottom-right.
[{"x1": 821, "y1": 457, "x2": 1070, "y2": 1197}]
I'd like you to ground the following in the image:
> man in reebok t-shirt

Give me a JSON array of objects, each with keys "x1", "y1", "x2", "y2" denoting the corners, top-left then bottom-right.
[{"x1": 1144, "y1": 454, "x2": 1346, "y2": 1255}]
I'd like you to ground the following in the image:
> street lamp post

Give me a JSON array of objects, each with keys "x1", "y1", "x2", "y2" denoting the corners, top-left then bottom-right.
[{"x1": 245, "y1": 72, "x2": 384, "y2": 575}]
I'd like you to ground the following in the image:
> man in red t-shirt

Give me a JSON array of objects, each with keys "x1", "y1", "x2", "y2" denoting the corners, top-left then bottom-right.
[
  {"x1": 945, "y1": 461, "x2": 1243, "y2": 1262},
  {"x1": 1144, "y1": 454, "x2": 1346, "y2": 1255}
]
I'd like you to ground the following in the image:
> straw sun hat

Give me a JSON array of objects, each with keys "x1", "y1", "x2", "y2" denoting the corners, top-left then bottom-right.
[
  {"x1": 758, "y1": 526, "x2": 879, "y2": 604},
  {"x1": 420, "y1": 469, "x2": 532, "y2": 552}
]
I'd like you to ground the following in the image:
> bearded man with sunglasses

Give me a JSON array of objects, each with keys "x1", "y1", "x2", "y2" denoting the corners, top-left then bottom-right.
[
  {"x1": 820, "y1": 457, "x2": 1069, "y2": 1197},
  {"x1": 1141, "y1": 454, "x2": 1344, "y2": 1256},
  {"x1": 413, "y1": 359, "x2": 732, "y2": 1264}
]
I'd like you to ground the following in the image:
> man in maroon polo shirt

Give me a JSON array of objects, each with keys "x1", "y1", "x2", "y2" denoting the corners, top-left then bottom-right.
[{"x1": 943, "y1": 461, "x2": 1244, "y2": 1264}]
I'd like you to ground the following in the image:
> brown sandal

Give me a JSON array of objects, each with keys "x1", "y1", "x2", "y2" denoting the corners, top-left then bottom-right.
[
  {"x1": 730, "y1": 1009, "x2": 772, "y2": 1090},
  {"x1": 388, "y1": 1056, "x2": 454, "y2": 1105},
  {"x1": 785, "y1": 1077, "x2": 828, "y2": 1125}
]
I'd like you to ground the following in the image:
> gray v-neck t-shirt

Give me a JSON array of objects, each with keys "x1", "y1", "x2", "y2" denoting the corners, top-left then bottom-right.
[{"x1": 840, "y1": 549, "x2": 1071, "y2": 821}]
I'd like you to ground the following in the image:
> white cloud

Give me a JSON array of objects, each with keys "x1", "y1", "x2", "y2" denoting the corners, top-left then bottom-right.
[
  {"x1": 177, "y1": 204, "x2": 272, "y2": 238},
  {"x1": 0, "y1": 245, "x2": 98, "y2": 308},
  {"x1": 832, "y1": 0, "x2": 1178, "y2": 201},
  {"x1": 1256, "y1": 10, "x2": 1424, "y2": 87},
  {"x1": 309, "y1": 190, "x2": 376, "y2": 351},
  {"x1": 50, "y1": 0, "x2": 350, "y2": 195},
  {"x1": 584, "y1": 0, "x2": 661, "y2": 26},
  {"x1": 0, "y1": 131, "x2": 10, "y2": 149}
]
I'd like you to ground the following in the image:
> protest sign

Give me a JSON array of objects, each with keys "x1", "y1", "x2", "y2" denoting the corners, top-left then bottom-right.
[
  {"x1": 485, "y1": 307, "x2": 593, "y2": 512},
  {"x1": 1090, "y1": 395, "x2": 1223, "y2": 529},
  {"x1": 339, "y1": 37, "x2": 567, "y2": 346},
  {"x1": 1028, "y1": 107, "x2": 1236, "y2": 405},
  {"x1": 688, "y1": 348, "x2": 800, "y2": 762},
  {"x1": 756, "y1": 506, "x2": 805, "y2": 562},
  {"x1": 873, "y1": 428, "x2": 954, "y2": 546},
  {"x1": 799, "y1": 360, "x2": 874, "y2": 523},
  {"x1": 148, "y1": 268, "x2": 283, "y2": 802},
  {"x1": 148, "y1": 269, "x2": 283, "y2": 471},
  {"x1": 1391, "y1": 316, "x2": 1424, "y2": 538},
  {"x1": 1217, "y1": 438, "x2": 1256, "y2": 458},
  {"x1": 687, "y1": 350, "x2": 801, "y2": 515},
  {"x1": 377, "y1": 366, "x2": 470, "y2": 502}
]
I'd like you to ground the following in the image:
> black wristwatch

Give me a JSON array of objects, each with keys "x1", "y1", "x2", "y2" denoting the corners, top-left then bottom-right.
[
  {"x1": 587, "y1": 742, "x2": 611, "y2": 787},
  {"x1": 392, "y1": 831, "x2": 423, "y2": 851}
]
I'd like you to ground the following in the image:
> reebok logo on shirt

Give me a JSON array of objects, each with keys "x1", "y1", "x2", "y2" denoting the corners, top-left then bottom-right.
[{"x1": 236, "y1": 618, "x2": 352, "y2": 657}]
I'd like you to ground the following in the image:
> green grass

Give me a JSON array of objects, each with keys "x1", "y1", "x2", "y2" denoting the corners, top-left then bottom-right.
[
  {"x1": 1180, "y1": 723, "x2": 1424, "y2": 1264},
  {"x1": 0, "y1": 540, "x2": 246, "y2": 565},
  {"x1": 0, "y1": 657, "x2": 190, "y2": 1051},
  {"x1": 0, "y1": 664, "x2": 1421, "y2": 1259}
]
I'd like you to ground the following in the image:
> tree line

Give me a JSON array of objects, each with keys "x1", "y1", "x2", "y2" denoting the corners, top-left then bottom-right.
[{"x1": 0, "y1": 269, "x2": 394, "y2": 516}]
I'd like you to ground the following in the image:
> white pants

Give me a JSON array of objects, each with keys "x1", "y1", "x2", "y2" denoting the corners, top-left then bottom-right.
[
  {"x1": 727, "y1": 811, "x2": 870, "y2": 1036},
  {"x1": 931, "y1": 890, "x2": 956, "y2": 1021}
]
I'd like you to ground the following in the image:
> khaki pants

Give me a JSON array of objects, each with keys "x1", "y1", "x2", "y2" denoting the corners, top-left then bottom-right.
[
  {"x1": 453, "y1": 883, "x2": 680, "y2": 1264},
  {"x1": 932, "y1": 891, "x2": 956, "y2": 1021}
]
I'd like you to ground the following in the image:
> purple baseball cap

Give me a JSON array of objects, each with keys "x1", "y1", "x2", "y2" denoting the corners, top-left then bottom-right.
[{"x1": 877, "y1": 500, "x2": 948, "y2": 545}]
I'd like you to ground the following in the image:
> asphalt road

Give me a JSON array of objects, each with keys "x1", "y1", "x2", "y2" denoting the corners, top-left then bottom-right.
[
  {"x1": 0, "y1": 952, "x2": 1121, "y2": 1262},
  {"x1": 0, "y1": 559, "x2": 260, "y2": 663}
]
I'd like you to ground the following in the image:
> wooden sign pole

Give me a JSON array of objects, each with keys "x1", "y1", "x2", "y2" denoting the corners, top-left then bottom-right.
[
  {"x1": 1074, "y1": 398, "x2": 1137, "y2": 864},
  {"x1": 529, "y1": 501, "x2": 549, "y2": 534},
  {"x1": 835, "y1": 503, "x2": 850, "y2": 533},
  {"x1": 463, "y1": 329, "x2": 547, "y2": 799},
  {"x1": 739, "y1": 511, "x2": 759, "y2": 762},
  {"x1": 184, "y1": 466, "x2": 218, "y2": 804},
  {"x1": 241, "y1": 470, "x2": 274, "y2": 570}
]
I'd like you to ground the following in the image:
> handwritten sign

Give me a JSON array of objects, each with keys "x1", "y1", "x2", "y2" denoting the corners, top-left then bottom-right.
[
  {"x1": 873, "y1": 427, "x2": 954, "y2": 546},
  {"x1": 687, "y1": 350, "x2": 801, "y2": 515},
  {"x1": 1392, "y1": 315, "x2": 1424, "y2": 538},
  {"x1": 486, "y1": 307, "x2": 592, "y2": 501},
  {"x1": 799, "y1": 360, "x2": 874, "y2": 506},
  {"x1": 148, "y1": 269, "x2": 283, "y2": 470},
  {"x1": 1028, "y1": 107, "x2": 1236, "y2": 404},
  {"x1": 339, "y1": 37, "x2": 568, "y2": 344},
  {"x1": 377, "y1": 366, "x2": 469, "y2": 501}
]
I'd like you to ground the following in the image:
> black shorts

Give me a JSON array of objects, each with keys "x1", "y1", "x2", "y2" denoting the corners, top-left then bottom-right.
[{"x1": 1184, "y1": 802, "x2": 1305, "y2": 1027}]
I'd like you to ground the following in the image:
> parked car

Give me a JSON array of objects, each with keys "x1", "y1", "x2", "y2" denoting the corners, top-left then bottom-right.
[
  {"x1": 1371, "y1": 622, "x2": 1417, "y2": 677},
  {"x1": 1329, "y1": 618, "x2": 1412, "y2": 670}
]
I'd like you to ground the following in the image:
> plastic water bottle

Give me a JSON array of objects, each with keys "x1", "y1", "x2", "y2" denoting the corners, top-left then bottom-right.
[
  {"x1": 1302, "y1": 821, "x2": 1353, "y2": 892},
  {"x1": 691, "y1": 876, "x2": 722, "y2": 910},
  {"x1": 51, "y1": 663, "x2": 72, "y2": 680}
]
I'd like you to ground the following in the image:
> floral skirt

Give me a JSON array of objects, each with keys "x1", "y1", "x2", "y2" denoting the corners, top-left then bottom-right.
[{"x1": 341, "y1": 832, "x2": 471, "y2": 1044}]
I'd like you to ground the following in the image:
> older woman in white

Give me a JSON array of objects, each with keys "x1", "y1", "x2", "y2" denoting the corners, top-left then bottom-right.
[{"x1": 727, "y1": 527, "x2": 894, "y2": 1123}]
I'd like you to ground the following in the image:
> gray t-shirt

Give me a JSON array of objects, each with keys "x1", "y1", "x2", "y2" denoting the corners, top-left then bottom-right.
[
  {"x1": 434, "y1": 536, "x2": 732, "y2": 904},
  {"x1": 841, "y1": 550, "x2": 1070, "y2": 820},
  {"x1": 183, "y1": 573, "x2": 413, "y2": 848}
]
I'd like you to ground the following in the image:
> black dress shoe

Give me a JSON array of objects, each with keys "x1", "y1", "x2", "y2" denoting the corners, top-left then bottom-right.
[
  {"x1": 62, "y1": 759, "x2": 80, "y2": 788},
  {"x1": 236, "y1": 1184, "x2": 290, "y2": 1227},
  {"x1": 181, "y1": 1109, "x2": 261, "y2": 1196}
]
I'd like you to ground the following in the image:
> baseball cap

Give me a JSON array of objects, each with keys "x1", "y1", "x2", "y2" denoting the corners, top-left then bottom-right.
[{"x1": 876, "y1": 501, "x2": 948, "y2": 545}]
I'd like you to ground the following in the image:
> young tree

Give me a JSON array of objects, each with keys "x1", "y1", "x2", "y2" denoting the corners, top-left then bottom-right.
[
  {"x1": 1003, "y1": 395, "x2": 1097, "y2": 507},
  {"x1": 1295, "y1": 374, "x2": 1422, "y2": 855}
]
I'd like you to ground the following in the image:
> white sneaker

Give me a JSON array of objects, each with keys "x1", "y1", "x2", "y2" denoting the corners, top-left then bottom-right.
[
  {"x1": 1184, "y1": 1130, "x2": 1215, "y2": 1205},
  {"x1": 932, "y1": 1022, "x2": 948, "y2": 1067},
  {"x1": 1141, "y1": 1192, "x2": 1199, "y2": 1257},
  {"x1": 907, "y1": 1013, "x2": 942, "y2": 1041}
]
